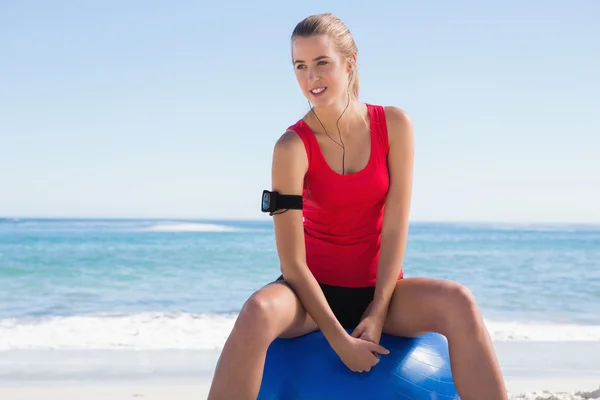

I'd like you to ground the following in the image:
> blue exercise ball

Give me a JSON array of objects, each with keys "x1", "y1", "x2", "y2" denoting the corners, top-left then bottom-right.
[{"x1": 258, "y1": 330, "x2": 460, "y2": 400}]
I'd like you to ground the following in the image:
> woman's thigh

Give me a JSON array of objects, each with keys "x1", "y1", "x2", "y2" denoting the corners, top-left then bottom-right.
[{"x1": 382, "y1": 277, "x2": 479, "y2": 337}]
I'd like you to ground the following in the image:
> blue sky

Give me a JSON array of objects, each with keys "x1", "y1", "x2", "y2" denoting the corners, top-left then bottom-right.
[{"x1": 1, "y1": 1, "x2": 598, "y2": 223}]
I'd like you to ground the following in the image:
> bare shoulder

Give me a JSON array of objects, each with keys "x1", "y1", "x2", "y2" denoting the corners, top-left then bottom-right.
[
  {"x1": 273, "y1": 129, "x2": 305, "y2": 155},
  {"x1": 383, "y1": 106, "x2": 414, "y2": 148},
  {"x1": 271, "y1": 129, "x2": 308, "y2": 193},
  {"x1": 384, "y1": 105, "x2": 411, "y2": 126},
  {"x1": 272, "y1": 130, "x2": 308, "y2": 169}
]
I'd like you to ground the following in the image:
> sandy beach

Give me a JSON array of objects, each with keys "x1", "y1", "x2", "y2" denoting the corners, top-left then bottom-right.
[
  {"x1": 0, "y1": 342, "x2": 599, "y2": 399},
  {"x1": 1, "y1": 382, "x2": 599, "y2": 400},
  {"x1": 1, "y1": 378, "x2": 599, "y2": 400}
]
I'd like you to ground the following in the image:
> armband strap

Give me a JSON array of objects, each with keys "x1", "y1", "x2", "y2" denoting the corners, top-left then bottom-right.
[{"x1": 261, "y1": 190, "x2": 303, "y2": 215}]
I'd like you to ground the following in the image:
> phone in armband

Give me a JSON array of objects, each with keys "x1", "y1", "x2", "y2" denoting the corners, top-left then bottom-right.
[{"x1": 261, "y1": 190, "x2": 303, "y2": 216}]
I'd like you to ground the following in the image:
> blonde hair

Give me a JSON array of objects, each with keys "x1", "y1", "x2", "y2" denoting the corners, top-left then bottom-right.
[{"x1": 291, "y1": 13, "x2": 359, "y2": 98}]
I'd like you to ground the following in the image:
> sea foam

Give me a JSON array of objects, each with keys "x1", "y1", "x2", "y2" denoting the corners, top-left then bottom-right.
[
  {"x1": 1, "y1": 313, "x2": 600, "y2": 351},
  {"x1": 142, "y1": 223, "x2": 241, "y2": 232}
]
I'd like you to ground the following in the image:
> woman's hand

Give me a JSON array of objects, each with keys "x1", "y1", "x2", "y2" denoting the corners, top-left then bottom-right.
[
  {"x1": 351, "y1": 315, "x2": 385, "y2": 347},
  {"x1": 332, "y1": 333, "x2": 389, "y2": 373}
]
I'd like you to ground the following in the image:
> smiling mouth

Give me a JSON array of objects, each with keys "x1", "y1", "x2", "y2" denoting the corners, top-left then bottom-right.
[{"x1": 310, "y1": 87, "x2": 327, "y2": 95}]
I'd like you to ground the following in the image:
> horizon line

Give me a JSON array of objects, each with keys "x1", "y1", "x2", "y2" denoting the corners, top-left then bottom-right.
[{"x1": 1, "y1": 215, "x2": 599, "y2": 226}]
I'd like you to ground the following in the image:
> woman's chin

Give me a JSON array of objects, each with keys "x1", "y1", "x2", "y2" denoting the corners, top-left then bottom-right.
[
  {"x1": 310, "y1": 97, "x2": 351, "y2": 112},
  {"x1": 306, "y1": 92, "x2": 340, "y2": 108}
]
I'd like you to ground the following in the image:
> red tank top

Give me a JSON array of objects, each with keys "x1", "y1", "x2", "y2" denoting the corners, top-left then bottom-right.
[{"x1": 288, "y1": 104, "x2": 403, "y2": 288}]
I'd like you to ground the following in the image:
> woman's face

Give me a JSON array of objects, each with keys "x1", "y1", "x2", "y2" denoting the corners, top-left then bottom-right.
[{"x1": 292, "y1": 34, "x2": 351, "y2": 108}]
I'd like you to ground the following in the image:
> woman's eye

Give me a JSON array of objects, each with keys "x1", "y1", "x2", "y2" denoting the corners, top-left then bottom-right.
[{"x1": 295, "y1": 61, "x2": 327, "y2": 70}]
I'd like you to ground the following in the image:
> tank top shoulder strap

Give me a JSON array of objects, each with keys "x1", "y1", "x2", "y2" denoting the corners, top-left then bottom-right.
[
  {"x1": 287, "y1": 105, "x2": 390, "y2": 168},
  {"x1": 367, "y1": 104, "x2": 390, "y2": 158}
]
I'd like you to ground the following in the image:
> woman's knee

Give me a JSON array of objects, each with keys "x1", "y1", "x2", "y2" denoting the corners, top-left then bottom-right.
[
  {"x1": 238, "y1": 293, "x2": 276, "y2": 329},
  {"x1": 234, "y1": 284, "x2": 298, "y2": 340},
  {"x1": 439, "y1": 281, "x2": 482, "y2": 335}
]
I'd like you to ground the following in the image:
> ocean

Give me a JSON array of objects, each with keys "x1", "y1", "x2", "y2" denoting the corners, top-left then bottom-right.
[{"x1": 1, "y1": 218, "x2": 599, "y2": 352}]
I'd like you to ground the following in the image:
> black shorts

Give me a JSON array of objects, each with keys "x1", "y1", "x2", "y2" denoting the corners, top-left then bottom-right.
[{"x1": 275, "y1": 275, "x2": 375, "y2": 329}]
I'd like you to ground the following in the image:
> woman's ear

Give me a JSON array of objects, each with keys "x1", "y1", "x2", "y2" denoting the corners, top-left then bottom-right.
[{"x1": 347, "y1": 54, "x2": 357, "y2": 73}]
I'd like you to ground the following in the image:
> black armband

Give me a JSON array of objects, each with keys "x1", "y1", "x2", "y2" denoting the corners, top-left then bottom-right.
[{"x1": 261, "y1": 190, "x2": 303, "y2": 215}]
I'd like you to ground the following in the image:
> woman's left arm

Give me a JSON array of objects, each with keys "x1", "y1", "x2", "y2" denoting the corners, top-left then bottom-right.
[{"x1": 368, "y1": 106, "x2": 415, "y2": 323}]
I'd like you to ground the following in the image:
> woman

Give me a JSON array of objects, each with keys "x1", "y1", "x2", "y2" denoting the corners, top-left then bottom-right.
[{"x1": 208, "y1": 13, "x2": 508, "y2": 400}]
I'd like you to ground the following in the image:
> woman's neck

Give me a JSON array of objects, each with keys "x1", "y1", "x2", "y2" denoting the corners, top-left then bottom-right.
[{"x1": 307, "y1": 98, "x2": 367, "y2": 135}]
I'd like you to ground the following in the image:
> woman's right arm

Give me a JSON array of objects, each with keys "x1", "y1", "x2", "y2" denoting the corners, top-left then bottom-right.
[{"x1": 269, "y1": 130, "x2": 348, "y2": 346}]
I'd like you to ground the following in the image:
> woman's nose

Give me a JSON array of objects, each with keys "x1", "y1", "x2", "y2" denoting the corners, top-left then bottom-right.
[{"x1": 307, "y1": 68, "x2": 319, "y2": 83}]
